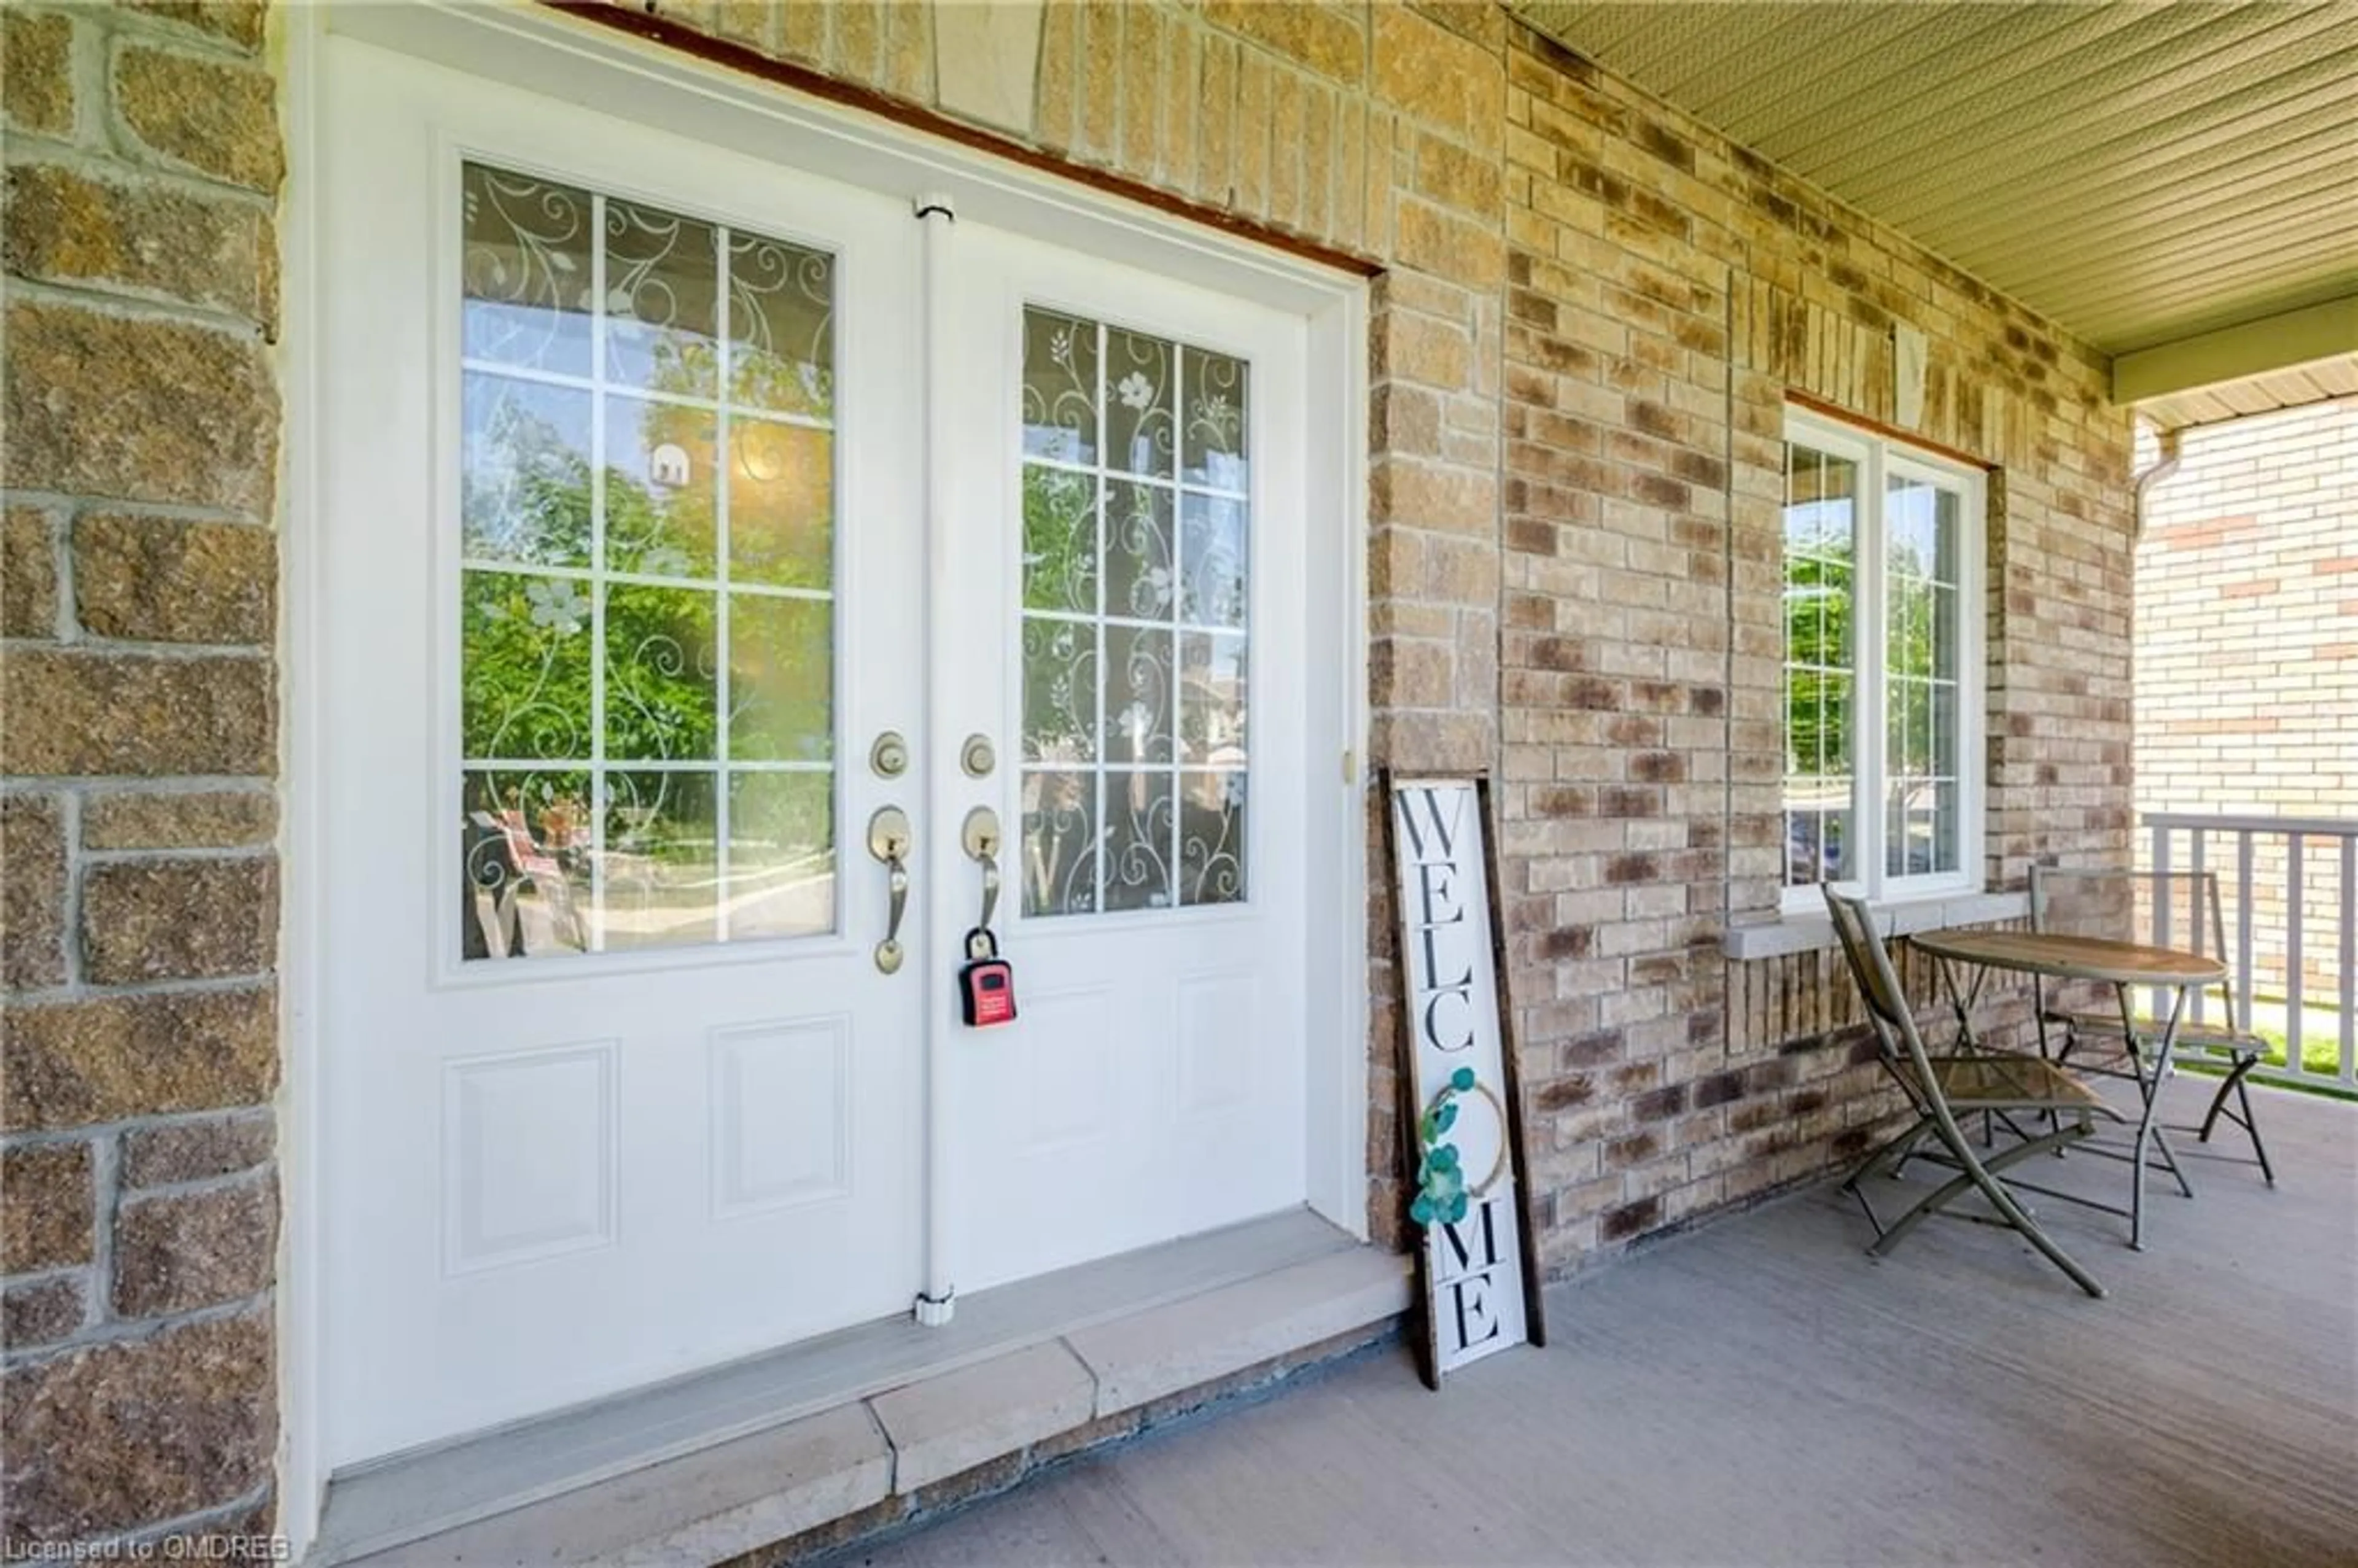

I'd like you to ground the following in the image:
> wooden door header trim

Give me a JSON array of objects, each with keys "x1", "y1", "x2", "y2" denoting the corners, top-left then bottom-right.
[
  {"x1": 1784, "y1": 390, "x2": 1995, "y2": 473},
  {"x1": 540, "y1": 1, "x2": 1383, "y2": 282}
]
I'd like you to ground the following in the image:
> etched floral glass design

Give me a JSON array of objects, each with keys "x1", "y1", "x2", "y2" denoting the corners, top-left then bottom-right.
[
  {"x1": 1019, "y1": 306, "x2": 1249, "y2": 917},
  {"x1": 458, "y1": 161, "x2": 837, "y2": 961}
]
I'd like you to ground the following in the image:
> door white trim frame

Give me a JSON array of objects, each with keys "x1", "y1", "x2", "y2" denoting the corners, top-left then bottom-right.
[{"x1": 278, "y1": 2, "x2": 1369, "y2": 1554}]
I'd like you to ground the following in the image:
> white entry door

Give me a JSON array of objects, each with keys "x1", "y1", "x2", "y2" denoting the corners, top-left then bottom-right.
[
  {"x1": 928, "y1": 231, "x2": 1312, "y2": 1292},
  {"x1": 317, "y1": 39, "x2": 1318, "y2": 1470},
  {"x1": 317, "y1": 47, "x2": 927, "y2": 1466}
]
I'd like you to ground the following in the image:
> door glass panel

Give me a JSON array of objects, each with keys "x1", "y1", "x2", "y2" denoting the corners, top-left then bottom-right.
[
  {"x1": 461, "y1": 375, "x2": 593, "y2": 568},
  {"x1": 457, "y1": 161, "x2": 838, "y2": 960},
  {"x1": 602, "y1": 197, "x2": 720, "y2": 397},
  {"x1": 461, "y1": 167, "x2": 594, "y2": 376},
  {"x1": 1019, "y1": 307, "x2": 1250, "y2": 917}
]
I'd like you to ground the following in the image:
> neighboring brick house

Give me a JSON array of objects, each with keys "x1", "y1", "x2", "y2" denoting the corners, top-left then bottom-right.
[
  {"x1": 2135, "y1": 398, "x2": 2356, "y2": 999},
  {"x1": 1, "y1": 1, "x2": 2137, "y2": 1557}
]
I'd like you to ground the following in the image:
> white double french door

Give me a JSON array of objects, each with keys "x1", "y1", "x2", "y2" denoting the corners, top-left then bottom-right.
[{"x1": 317, "y1": 40, "x2": 1312, "y2": 1468}]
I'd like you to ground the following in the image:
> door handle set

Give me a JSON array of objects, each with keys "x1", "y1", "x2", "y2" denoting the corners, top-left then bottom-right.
[
  {"x1": 864, "y1": 741, "x2": 1003, "y2": 976},
  {"x1": 866, "y1": 806, "x2": 911, "y2": 975}
]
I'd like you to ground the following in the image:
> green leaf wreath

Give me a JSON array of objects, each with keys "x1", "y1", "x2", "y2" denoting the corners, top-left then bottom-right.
[{"x1": 1411, "y1": 1065, "x2": 1480, "y2": 1228}]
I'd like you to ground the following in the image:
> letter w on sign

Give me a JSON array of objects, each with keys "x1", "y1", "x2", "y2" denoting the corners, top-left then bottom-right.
[{"x1": 1385, "y1": 775, "x2": 1545, "y2": 1387}]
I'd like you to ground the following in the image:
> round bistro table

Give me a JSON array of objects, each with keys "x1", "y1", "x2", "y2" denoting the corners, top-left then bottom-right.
[{"x1": 1907, "y1": 928, "x2": 2227, "y2": 1250}]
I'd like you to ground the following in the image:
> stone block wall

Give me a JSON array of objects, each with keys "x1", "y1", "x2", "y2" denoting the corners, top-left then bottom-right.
[
  {"x1": 2136, "y1": 397, "x2": 2356, "y2": 999},
  {"x1": 1, "y1": 0, "x2": 284, "y2": 1548}
]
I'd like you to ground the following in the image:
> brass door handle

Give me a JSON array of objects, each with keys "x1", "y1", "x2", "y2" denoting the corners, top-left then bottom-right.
[
  {"x1": 962, "y1": 806, "x2": 1001, "y2": 933},
  {"x1": 867, "y1": 807, "x2": 911, "y2": 974}
]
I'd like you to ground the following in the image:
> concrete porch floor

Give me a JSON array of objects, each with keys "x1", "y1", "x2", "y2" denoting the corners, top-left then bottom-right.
[{"x1": 827, "y1": 1084, "x2": 2357, "y2": 1567}]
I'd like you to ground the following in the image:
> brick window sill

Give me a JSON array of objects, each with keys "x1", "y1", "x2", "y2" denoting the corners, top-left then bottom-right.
[{"x1": 1721, "y1": 890, "x2": 2029, "y2": 962}]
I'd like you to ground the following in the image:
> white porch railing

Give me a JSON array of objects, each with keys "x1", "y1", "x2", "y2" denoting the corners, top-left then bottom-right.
[{"x1": 2143, "y1": 812, "x2": 2357, "y2": 1092}]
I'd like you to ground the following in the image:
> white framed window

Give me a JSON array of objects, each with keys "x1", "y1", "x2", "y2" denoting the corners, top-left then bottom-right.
[{"x1": 1781, "y1": 406, "x2": 1986, "y2": 914}]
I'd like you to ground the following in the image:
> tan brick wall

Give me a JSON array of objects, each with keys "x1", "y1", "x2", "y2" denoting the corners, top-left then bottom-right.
[
  {"x1": 1, "y1": 0, "x2": 282, "y2": 1548},
  {"x1": 1498, "y1": 29, "x2": 2134, "y2": 1262},
  {"x1": 631, "y1": 2, "x2": 2136, "y2": 1263},
  {"x1": 2136, "y1": 398, "x2": 2356, "y2": 1000}
]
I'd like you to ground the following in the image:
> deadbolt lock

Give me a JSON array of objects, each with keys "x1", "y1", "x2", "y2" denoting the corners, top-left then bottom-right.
[
  {"x1": 960, "y1": 734, "x2": 996, "y2": 779},
  {"x1": 870, "y1": 731, "x2": 910, "y2": 779}
]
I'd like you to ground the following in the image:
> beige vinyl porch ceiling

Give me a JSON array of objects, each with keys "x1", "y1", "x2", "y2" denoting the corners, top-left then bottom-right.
[{"x1": 1509, "y1": 2, "x2": 2358, "y2": 425}]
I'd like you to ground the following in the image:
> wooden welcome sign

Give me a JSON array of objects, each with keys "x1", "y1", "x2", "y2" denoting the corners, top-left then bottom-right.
[{"x1": 1385, "y1": 774, "x2": 1546, "y2": 1388}]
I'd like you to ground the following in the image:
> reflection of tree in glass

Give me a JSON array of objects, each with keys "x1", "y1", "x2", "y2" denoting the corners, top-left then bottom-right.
[
  {"x1": 462, "y1": 389, "x2": 831, "y2": 785},
  {"x1": 463, "y1": 390, "x2": 593, "y2": 565},
  {"x1": 1783, "y1": 545, "x2": 1852, "y2": 782}
]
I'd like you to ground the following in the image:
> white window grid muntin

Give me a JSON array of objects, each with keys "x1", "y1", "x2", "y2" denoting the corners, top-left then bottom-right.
[
  {"x1": 1017, "y1": 308, "x2": 1253, "y2": 919},
  {"x1": 1780, "y1": 409, "x2": 1985, "y2": 915},
  {"x1": 454, "y1": 166, "x2": 845, "y2": 957}
]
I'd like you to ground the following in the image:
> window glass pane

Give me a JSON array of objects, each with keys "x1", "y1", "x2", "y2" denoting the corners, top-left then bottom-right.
[
  {"x1": 462, "y1": 374, "x2": 593, "y2": 569},
  {"x1": 729, "y1": 594, "x2": 832, "y2": 763},
  {"x1": 461, "y1": 570, "x2": 594, "y2": 759},
  {"x1": 729, "y1": 417, "x2": 833, "y2": 589},
  {"x1": 1781, "y1": 441, "x2": 1855, "y2": 890},
  {"x1": 1103, "y1": 771, "x2": 1175, "y2": 910},
  {"x1": 461, "y1": 166, "x2": 593, "y2": 376},
  {"x1": 462, "y1": 769, "x2": 593, "y2": 960},
  {"x1": 1886, "y1": 780, "x2": 1937, "y2": 879},
  {"x1": 1021, "y1": 770, "x2": 1097, "y2": 917},
  {"x1": 456, "y1": 163, "x2": 838, "y2": 960},
  {"x1": 727, "y1": 771, "x2": 832, "y2": 939},
  {"x1": 1932, "y1": 583, "x2": 1959, "y2": 681},
  {"x1": 1022, "y1": 619, "x2": 1096, "y2": 765},
  {"x1": 1021, "y1": 306, "x2": 1250, "y2": 917},
  {"x1": 1105, "y1": 481, "x2": 1176, "y2": 620},
  {"x1": 1181, "y1": 493, "x2": 1248, "y2": 627},
  {"x1": 1180, "y1": 632, "x2": 1249, "y2": 767},
  {"x1": 604, "y1": 198, "x2": 720, "y2": 397},
  {"x1": 602, "y1": 770, "x2": 718, "y2": 949},
  {"x1": 1022, "y1": 465, "x2": 1098, "y2": 615},
  {"x1": 727, "y1": 231, "x2": 833, "y2": 417},
  {"x1": 1105, "y1": 328, "x2": 1175, "y2": 479},
  {"x1": 1886, "y1": 477, "x2": 1935, "y2": 578},
  {"x1": 1883, "y1": 469, "x2": 1966, "y2": 882},
  {"x1": 1181, "y1": 771, "x2": 1247, "y2": 906},
  {"x1": 1022, "y1": 308, "x2": 1099, "y2": 465},
  {"x1": 1933, "y1": 486, "x2": 1962, "y2": 583},
  {"x1": 1931, "y1": 683, "x2": 1959, "y2": 782},
  {"x1": 604, "y1": 395, "x2": 717, "y2": 578},
  {"x1": 603, "y1": 584, "x2": 717, "y2": 762},
  {"x1": 1181, "y1": 349, "x2": 1250, "y2": 492},
  {"x1": 1103, "y1": 625, "x2": 1175, "y2": 764}
]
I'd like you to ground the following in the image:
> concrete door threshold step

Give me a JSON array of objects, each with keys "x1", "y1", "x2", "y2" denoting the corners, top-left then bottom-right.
[{"x1": 322, "y1": 1210, "x2": 1409, "y2": 1566}]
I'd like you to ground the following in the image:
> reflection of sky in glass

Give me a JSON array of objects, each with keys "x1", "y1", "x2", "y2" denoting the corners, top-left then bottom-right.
[
  {"x1": 461, "y1": 373, "x2": 593, "y2": 568},
  {"x1": 465, "y1": 298, "x2": 593, "y2": 377}
]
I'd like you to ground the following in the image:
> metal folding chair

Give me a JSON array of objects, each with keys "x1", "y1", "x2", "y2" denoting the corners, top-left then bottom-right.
[
  {"x1": 2031, "y1": 866, "x2": 2275, "y2": 1185},
  {"x1": 1822, "y1": 885, "x2": 2123, "y2": 1298}
]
